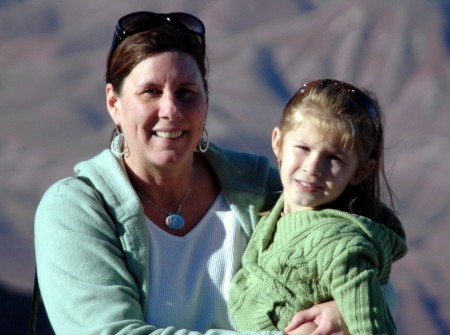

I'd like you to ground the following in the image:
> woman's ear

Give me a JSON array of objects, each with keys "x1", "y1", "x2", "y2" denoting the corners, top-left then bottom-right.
[
  {"x1": 106, "y1": 83, "x2": 120, "y2": 124},
  {"x1": 350, "y1": 159, "x2": 376, "y2": 185},
  {"x1": 272, "y1": 127, "x2": 282, "y2": 160}
]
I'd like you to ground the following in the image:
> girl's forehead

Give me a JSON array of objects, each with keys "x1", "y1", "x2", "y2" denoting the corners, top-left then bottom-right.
[
  {"x1": 286, "y1": 118, "x2": 356, "y2": 152},
  {"x1": 288, "y1": 121, "x2": 337, "y2": 142},
  {"x1": 290, "y1": 116, "x2": 335, "y2": 135}
]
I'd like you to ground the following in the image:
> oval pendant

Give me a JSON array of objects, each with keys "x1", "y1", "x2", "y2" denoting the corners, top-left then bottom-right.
[{"x1": 165, "y1": 214, "x2": 185, "y2": 230}]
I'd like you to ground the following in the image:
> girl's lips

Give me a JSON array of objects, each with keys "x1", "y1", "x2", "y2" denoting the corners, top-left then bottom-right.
[
  {"x1": 152, "y1": 130, "x2": 185, "y2": 139},
  {"x1": 298, "y1": 180, "x2": 323, "y2": 191}
]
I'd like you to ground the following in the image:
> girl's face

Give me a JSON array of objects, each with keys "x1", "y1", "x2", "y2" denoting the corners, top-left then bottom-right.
[
  {"x1": 273, "y1": 119, "x2": 365, "y2": 214},
  {"x1": 106, "y1": 51, "x2": 208, "y2": 174}
]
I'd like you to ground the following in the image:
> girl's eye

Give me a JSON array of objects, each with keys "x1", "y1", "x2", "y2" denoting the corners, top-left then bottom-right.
[
  {"x1": 328, "y1": 154, "x2": 341, "y2": 161},
  {"x1": 329, "y1": 154, "x2": 348, "y2": 166},
  {"x1": 296, "y1": 145, "x2": 309, "y2": 152}
]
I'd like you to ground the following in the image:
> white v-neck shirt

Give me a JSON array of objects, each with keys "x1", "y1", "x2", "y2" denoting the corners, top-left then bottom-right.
[{"x1": 145, "y1": 193, "x2": 248, "y2": 331}]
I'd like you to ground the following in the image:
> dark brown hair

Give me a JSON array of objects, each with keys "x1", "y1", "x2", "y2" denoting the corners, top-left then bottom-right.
[{"x1": 106, "y1": 26, "x2": 209, "y2": 94}]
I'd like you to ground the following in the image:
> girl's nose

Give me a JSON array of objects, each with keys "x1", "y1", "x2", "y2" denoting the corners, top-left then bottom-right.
[{"x1": 303, "y1": 156, "x2": 323, "y2": 176}]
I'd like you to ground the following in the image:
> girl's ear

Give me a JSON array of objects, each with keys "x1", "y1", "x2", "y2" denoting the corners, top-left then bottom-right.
[
  {"x1": 106, "y1": 83, "x2": 121, "y2": 125},
  {"x1": 350, "y1": 159, "x2": 376, "y2": 185},
  {"x1": 272, "y1": 127, "x2": 282, "y2": 160}
]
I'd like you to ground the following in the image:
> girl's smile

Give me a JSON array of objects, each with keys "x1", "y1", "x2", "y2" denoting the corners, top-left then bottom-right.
[{"x1": 296, "y1": 179, "x2": 323, "y2": 192}]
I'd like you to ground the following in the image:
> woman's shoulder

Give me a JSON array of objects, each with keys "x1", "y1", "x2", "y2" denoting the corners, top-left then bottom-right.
[
  {"x1": 36, "y1": 175, "x2": 104, "y2": 229},
  {"x1": 204, "y1": 143, "x2": 279, "y2": 191},
  {"x1": 40, "y1": 149, "x2": 116, "y2": 199},
  {"x1": 206, "y1": 142, "x2": 270, "y2": 167},
  {"x1": 40, "y1": 174, "x2": 98, "y2": 201},
  {"x1": 36, "y1": 149, "x2": 126, "y2": 221}
]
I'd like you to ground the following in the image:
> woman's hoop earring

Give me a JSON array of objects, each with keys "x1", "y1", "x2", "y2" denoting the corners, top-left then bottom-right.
[
  {"x1": 197, "y1": 126, "x2": 209, "y2": 153},
  {"x1": 111, "y1": 127, "x2": 126, "y2": 157}
]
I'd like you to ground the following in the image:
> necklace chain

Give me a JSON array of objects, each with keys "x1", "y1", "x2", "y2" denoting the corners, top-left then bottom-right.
[{"x1": 137, "y1": 168, "x2": 196, "y2": 230}]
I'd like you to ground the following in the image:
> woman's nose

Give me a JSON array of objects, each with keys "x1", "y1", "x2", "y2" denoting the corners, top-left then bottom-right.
[{"x1": 159, "y1": 93, "x2": 181, "y2": 119}]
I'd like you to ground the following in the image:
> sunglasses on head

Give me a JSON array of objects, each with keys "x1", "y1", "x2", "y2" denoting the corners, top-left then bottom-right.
[
  {"x1": 300, "y1": 79, "x2": 364, "y2": 97},
  {"x1": 108, "y1": 11, "x2": 206, "y2": 61},
  {"x1": 298, "y1": 79, "x2": 380, "y2": 128}
]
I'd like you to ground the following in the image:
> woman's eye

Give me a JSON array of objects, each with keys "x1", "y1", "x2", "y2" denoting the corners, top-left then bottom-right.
[
  {"x1": 142, "y1": 88, "x2": 161, "y2": 96},
  {"x1": 177, "y1": 89, "x2": 196, "y2": 100}
]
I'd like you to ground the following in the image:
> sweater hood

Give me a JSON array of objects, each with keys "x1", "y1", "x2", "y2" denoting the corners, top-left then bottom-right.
[
  {"x1": 74, "y1": 149, "x2": 151, "y2": 313},
  {"x1": 74, "y1": 149, "x2": 142, "y2": 226},
  {"x1": 73, "y1": 144, "x2": 276, "y2": 215},
  {"x1": 267, "y1": 195, "x2": 408, "y2": 283}
]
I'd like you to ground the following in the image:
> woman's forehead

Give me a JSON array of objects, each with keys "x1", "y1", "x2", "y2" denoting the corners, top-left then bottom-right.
[{"x1": 126, "y1": 52, "x2": 203, "y2": 84}]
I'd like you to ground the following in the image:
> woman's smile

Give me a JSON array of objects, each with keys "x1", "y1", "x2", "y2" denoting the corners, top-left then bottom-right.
[{"x1": 152, "y1": 130, "x2": 185, "y2": 139}]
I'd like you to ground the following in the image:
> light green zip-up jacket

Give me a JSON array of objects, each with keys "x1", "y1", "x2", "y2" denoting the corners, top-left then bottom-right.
[{"x1": 35, "y1": 143, "x2": 281, "y2": 335}]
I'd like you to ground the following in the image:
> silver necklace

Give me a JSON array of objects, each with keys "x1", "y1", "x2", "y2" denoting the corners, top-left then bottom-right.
[{"x1": 137, "y1": 169, "x2": 196, "y2": 230}]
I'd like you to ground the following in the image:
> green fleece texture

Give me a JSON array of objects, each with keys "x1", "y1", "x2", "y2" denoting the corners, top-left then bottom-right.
[
  {"x1": 229, "y1": 195, "x2": 407, "y2": 335},
  {"x1": 35, "y1": 143, "x2": 282, "y2": 335}
]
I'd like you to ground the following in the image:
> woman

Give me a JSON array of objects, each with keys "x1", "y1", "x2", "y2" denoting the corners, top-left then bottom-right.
[{"x1": 35, "y1": 11, "x2": 396, "y2": 335}]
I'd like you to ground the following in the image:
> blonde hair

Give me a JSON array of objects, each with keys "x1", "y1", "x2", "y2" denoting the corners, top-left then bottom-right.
[{"x1": 279, "y1": 79, "x2": 397, "y2": 228}]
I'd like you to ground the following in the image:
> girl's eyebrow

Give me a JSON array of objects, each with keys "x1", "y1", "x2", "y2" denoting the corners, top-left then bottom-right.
[{"x1": 332, "y1": 145, "x2": 354, "y2": 159}]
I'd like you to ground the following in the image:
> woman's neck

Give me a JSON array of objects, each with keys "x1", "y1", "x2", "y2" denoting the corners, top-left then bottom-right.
[{"x1": 125, "y1": 156, "x2": 197, "y2": 208}]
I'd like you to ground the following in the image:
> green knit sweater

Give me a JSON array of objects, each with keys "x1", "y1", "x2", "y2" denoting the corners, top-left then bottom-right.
[{"x1": 228, "y1": 195, "x2": 407, "y2": 335}]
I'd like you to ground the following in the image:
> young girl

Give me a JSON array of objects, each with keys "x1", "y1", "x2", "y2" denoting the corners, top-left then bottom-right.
[{"x1": 228, "y1": 79, "x2": 407, "y2": 334}]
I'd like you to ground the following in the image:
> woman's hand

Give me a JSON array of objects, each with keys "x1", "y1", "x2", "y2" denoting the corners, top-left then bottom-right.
[
  {"x1": 284, "y1": 322, "x2": 317, "y2": 335},
  {"x1": 284, "y1": 301, "x2": 349, "y2": 335}
]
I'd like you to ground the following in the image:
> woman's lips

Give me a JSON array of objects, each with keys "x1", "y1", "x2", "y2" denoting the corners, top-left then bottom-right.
[{"x1": 152, "y1": 130, "x2": 184, "y2": 138}]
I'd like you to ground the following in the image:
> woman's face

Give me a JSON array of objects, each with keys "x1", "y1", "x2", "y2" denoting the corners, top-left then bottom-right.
[
  {"x1": 272, "y1": 119, "x2": 362, "y2": 214},
  {"x1": 107, "y1": 51, "x2": 208, "y2": 173}
]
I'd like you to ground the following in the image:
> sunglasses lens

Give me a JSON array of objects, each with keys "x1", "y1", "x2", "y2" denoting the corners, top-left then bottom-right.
[
  {"x1": 118, "y1": 12, "x2": 205, "y2": 40},
  {"x1": 118, "y1": 12, "x2": 158, "y2": 37},
  {"x1": 169, "y1": 12, "x2": 205, "y2": 35},
  {"x1": 108, "y1": 12, "x2": 206, "y2": 74}
]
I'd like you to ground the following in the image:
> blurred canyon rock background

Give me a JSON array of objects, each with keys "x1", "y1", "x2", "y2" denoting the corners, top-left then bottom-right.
[{"x1": 0, "y1": 0, "x2": 449, "y2": 334}]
